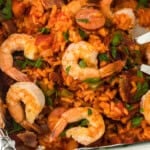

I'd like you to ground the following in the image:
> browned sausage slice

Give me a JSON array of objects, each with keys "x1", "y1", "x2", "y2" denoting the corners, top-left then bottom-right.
[
  {"x1": 41, "y1": 0, "x2": 64, "y2": 9},
  {"x1": 75, "y1": 7, "x2": 105, "y2": 30}
]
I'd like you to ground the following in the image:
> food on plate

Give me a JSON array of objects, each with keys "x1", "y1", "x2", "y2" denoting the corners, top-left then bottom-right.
[
  {"x1": 0, "y1": 34, "x2": 38, "y2": 81},
  {"x1": 62, "y1": 41, "x2": 125, "y2": 80},
  {"x1": 0, "y1": 0, "x2": 150, "y2": 149},
  {"x1": 49, "y1": 107, "x2": 105, "y2": 146},
  {"x1": 6, "y1": 82, "x2": 45, "y2": 128}
]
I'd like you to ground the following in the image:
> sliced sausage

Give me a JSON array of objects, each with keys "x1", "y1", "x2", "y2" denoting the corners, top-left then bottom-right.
[
  {"x1": 75, "y1": 7, "x2": 105, "y2": 30},
  {"x1": 41, "y1": 0, "x2": 64, "y2": 9},
  {"x1": 2, "y1": 20, "x2": 17, "y2": 34}
]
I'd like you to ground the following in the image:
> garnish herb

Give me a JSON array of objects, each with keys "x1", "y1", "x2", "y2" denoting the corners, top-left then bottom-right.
[
  {"x1": 124, "y1": 47, "x2": 129, "y2": 55},
  {"x1": 80, "y1": 119, "x2": 89, "y2": 127},
  {"x1": 79, "y1": 59, "x2": 87, "y2": 68},
  {"x1": 111, "y1": 32, "x2": 122, "y2": 46},
  {"x1": 63, "y1": 30, "x2": 69, "y2": 42},
  {"x1": 78, "y1": 28, "x2": 88, "y2": 40},
  {"x1": 137, "y1": 70, "x2": 143, "y2": 78},
  {"x1": 76, "y1": 18, "x2": 89, "y2": 23},
  {"x1": 46, "y1": 89, "x2": 56, "y2": 96},
  {"x1": 9, "y1": 120, "x2": 23, "y2": 134},
  {"x1": 131, "y1": 116, "x2": 143, "y2": 127},
  {"x1": 34, "y1": 58, "x2": 43, "y2": 68},
  {"x1": 126, "y1": 104, "x2": 133, "y2": 111},
  {"x1": 98, "y1": 53, "x2": 109, "y2": 62},
  {"x1": 0, "y1": 0, "x2": 12, "y2": 20},
  {"x1": 46, "y1": 97, "x2": 53, "y2": 106},
  {"x1": 88, "y1": 108, "x2": 92, "y2": 116},
  {"x1": 134, "y1": 82, "x2": 149, "y2": 101},
  {"x1": 60, "y1": 88, "x2": 73, "y2": 98},
  {"x1": 84, "y1": 78, "x2": 101, "y2": 84},
  {"x1": 137, "y1": 0, "x2": 148, "y2": 8},
  {"x1": 66, "y1": 66, "x2": 71, "y2": 74},
  {"x1": 16, "y1": 58, "x2": 43, "y2": 69},
  {"x1": 124, "y1": 58, "x2": 135, "y2": 70},
  {"x1": 140, "y1": 108, "x2": 144, "y2": 113},
  {"x1": 134, "y1": 50, "x2": 142, "y2": 65},
  {"x1": 84, "y1": 78, "x2": 101, "y2": 88},
  {"x1": 60, "y1": 130, "x2": 66, "y2": 137},
  {"x1": 39, "y1": 27, "x2": 50, "y2": 34},
  {"x1": 111, "y1": 46, "x2": 117, "y2": 59},
  {"x1": 60, "y1": 119, "x2": 90, "y2": 137},
  {"x1": 0, "y1": 0, "x2": 3, "y2": 5}
]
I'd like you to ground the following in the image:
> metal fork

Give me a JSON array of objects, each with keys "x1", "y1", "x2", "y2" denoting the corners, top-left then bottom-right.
[{"x1": 0, "y1": 128, "x2": 16, "y2": 150}]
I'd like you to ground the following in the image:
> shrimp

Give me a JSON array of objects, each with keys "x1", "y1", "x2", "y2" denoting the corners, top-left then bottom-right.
[
  {"x1": 62, "y1": 41, "x2": 125, "y2": 80},
  {"x1": 0, "y1": 34, "x2": 39, "y2": 81},
  {"x1": 6, "y1": 82, "x2": 45, "y2": 127},
  {"x1": 49, "y1": 107, "x2": 105, "y2": 146},
  {"x1": 141, "y1": 90, "x2": 150, "y2": 124},
  {"x1": 48, "y1": 107, "x2": 67, "y2": 131},
  {"x1": 100, "y1": 0, "x2": 135, "y2": 30},
  {"x1": 0, "y1": 98, "x2": 6, "y2": 128}
]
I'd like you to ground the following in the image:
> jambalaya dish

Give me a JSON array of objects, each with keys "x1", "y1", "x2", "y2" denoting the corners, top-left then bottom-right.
[{"x1": 0, "y1": 0, "x2": 150, "y2": 149}]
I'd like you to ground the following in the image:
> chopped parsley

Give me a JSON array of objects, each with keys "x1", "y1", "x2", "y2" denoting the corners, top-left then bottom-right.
[
  {"x1": 46, "y1": 89, "x2": 56, "y2": 96},
  {"x1": 66, "y1": 66, "x2": 71, "y2": 74},
  {"x1": 78, "y1": 28, "x2": 88, "y2": 40},
  {"x1": 134, "y1": 82, "x2": 149, "y2": 101},
  {"x1": 39, "y1": 27, "x2": 50, "y2": 34},
  {"x1": 80, "y1": 119, "x2": 89, "y2": 127},
  {"x1": 137, "y1": 0, "x2": 148, "y2": 8},
  {"x1": 9, "y1": 120, "x2": 23, "y2": 134},
  {"x1": 59, "y1": 118, "x2": 90, "y2": 137},
  {"x1": 0, "y1": 0, "x2": 3, "y2": 5},
  {"x1": 79, "y1": 59, "x2": 87, "y2": 68},
  {"x1": 88, "y1": 108, "x2": 92, "y2": 116},
  {"x1": 16, "y1": 58, "x2": 43, "y2": 69},
  {"x1": 111, "y1": 46, "x2": 117, "y2": 59},
  {"x1": 46, "y1": 97, "x2": 53, "y2": 106},
  {"x1": 131, "y1": 116, "x2": 143, "y2": 127},
  {"x1": 84, "y1": 78, "x2": 101, "y2": 84},
  {"x1": 63, "y1": 30, "x2": 69, "y2": 42},
  {"x1": 0, "y1": 0, "x2": 12, "y2": 20},
  {"x1": 124, "y1": 47, "x2": 129, "y2": 55},
  {"x1": 34, "y1": 58, "x2": 43, "y2": 68},
  {"x1": 60, "y1": 88, "x2": 73, "y2": 98},
  {"x1": 84, "y1": 78, "x2": 102, "y2": 88},
  {"x1": 126, "y1": 104, "x2": 133, "y2": 111},
  {"x1": 76, "y1": 18, "x2": 89, "y2": 23},
  {"x1": 140, "y1": 107, "x2": 144, "y2": 113},
  {"x1": 137, "y1": 70, "x2": 143, "y2": 78},
  {"x1": 98, "y1": 53, "x2": 109, "y2": 62},
  {"x1": 111, "y1": 32, "x2": 122, "y2": 46},
  {"x1": 60, "y1": 130, "x2": 66, "y2": 137}
]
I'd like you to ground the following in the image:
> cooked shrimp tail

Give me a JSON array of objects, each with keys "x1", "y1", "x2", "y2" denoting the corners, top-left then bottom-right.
[
  {"x1": 0, "y1": 34, "x2": 39, "y2": 81},
  {"x1": 6, "y1": 82, "x2": 45, "y2": 127},
  {"x1": 99, "y1": 60, "x2": 125, "y2": 78},
  {"x1": 50, "y1": 118, "x2": 67, "y2": 140},
  {"x1": 5, "y1": 67, "x2": 30, "y2": 81},
  {"x1": 62, "y1": 41, "x2": 125, "y2": 81},
  {"x1": 49, "y1": 107, "x2": 105, "y2": 146}
]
